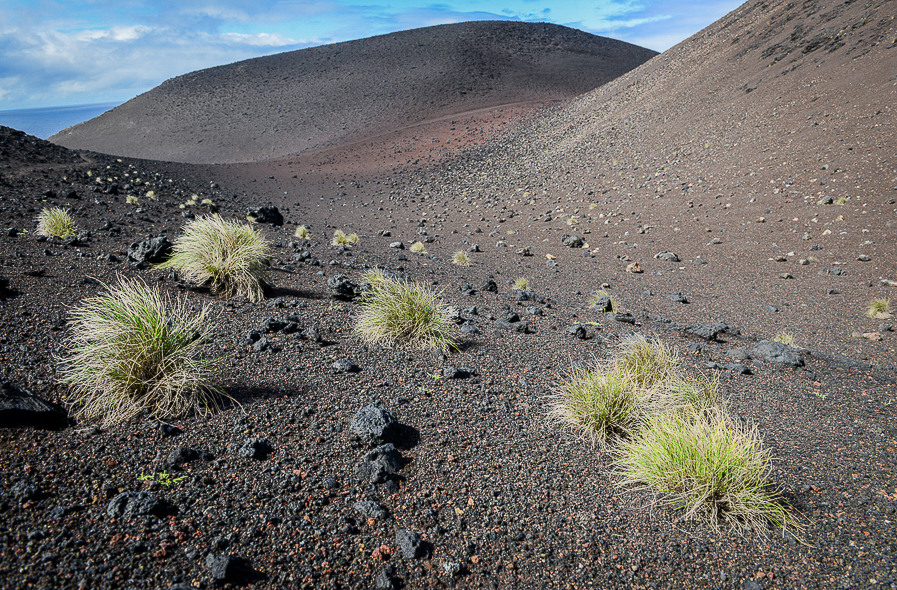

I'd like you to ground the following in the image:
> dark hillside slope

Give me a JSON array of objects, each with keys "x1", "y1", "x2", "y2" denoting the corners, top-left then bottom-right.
[
  {"x1": 50, "y1": 21, "x2": 656, "y2": 164},
  {"x1": 407, "y1": 0, "x2": 896, "y2": 357}
]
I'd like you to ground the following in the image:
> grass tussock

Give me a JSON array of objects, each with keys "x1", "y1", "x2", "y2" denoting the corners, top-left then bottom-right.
[
  {"x1": 355, "y1": 275, "x2": 456, "y2": 352},
  {"x1": 547, "y1": 332, "x2": 797, "y2": 535},
  {"x1": 550, "y1": 364, "x2": 646, "y2": 447},
  {"x1": 452, "y1": 251, "x2": 470, "y2": 266},
  {"x1": 158, "y1": 215, "x2": 271, "y2": 302},
  {"x1": 36, "y1": 207, "x2": 78, "y2": 238},
  {"x1": 513, "y1": 277, "x2": 528, "y2": 290},
  {"x1": 616, "y1": 409, "x2": 795, "y2": 532},
  {"x1": 294, "y1": 225, "x2": 310, "y2": 239},
  {"x1": 332, "y1": 230, "x2": 359, "y2": 247},
  {"x1": 409, "y1": 241, "x2": 427, "y2": 254},
  {"x1": 773, "y1": 333, "x2": 795, "y2": 346},
  {"x1": 614, "y1": 335, "x2": 679, "y2": 390},
  {"x1": 60, "y1": 278, "x2": 229, "y2": 427},
  {"x1": 866, "y1": 298, "x2": 891, "y2": 319}
]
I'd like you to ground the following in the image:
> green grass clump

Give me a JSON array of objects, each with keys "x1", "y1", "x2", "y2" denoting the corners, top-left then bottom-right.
[
  {"x1": 60, "y1": 278, "x2": 228, "y2": 427},
  {"x1": 588, "y1": 289, "x2": 617, "y2": 312},
  {"x1": 614, "y1": 335, "x2": 679, "y2": 390},
  {"x1": 355, "y1": 276, "x2": 456, "y2": 352},
  {"x1": 332, "y1": 230, "x2": 359, "y2": 247},
  {"x1": 866, "y1": 298, "x2": 891, "y2": 319},
  {"x1": 513, "y1": 277, "x2": 528, "y2": 290},
  {"x1": 452, "y1": 251, "x2": 470, "y2": 266},
  {"x1": 834, "y1": 197, "x2": 849, "y2": 205},
  {"x1": 617, "y1": 409, "x2": 795, "y2": 532},
  {"x1": 773, "y1": 333, "x2": 795, "y2": 346},
  {"x1": 158, "y1": 215, "x2": 271, "y2": 302},
  {"x1": 409, "y1": 241, "x2": 427, "y2": 254},
  {"x1": 294, "y1": 225, "x2": 310, "y2": 239},
  {"x1": 35, "y1": 207, "x2": 78, "y2": 238},
  {"x1": 550, "y1": 364, "x2": 645, "y2": 447},
  {"x1": 126, "y1": 196, "x2": 139, "y2": 205},
  {"x1": 656, "y1": 374, "x2": 722, "y2": 416}
]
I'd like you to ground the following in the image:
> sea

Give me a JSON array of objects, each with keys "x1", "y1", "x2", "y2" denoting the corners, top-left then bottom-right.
[{"x1": 0, "y1": 102, "x2": 121, "y2": 140}]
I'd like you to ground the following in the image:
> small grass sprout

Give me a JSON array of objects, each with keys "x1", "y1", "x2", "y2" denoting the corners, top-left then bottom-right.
[
  {"x1": 126, "y1": 195, "x2": 139, "y2": 205},
  {"x1": 614, "y1": 335, "x2": 679, "y2": 390},
  {"x1": 60, "y1": 278, "x2": 228, "y2": 428},
  {"x1": 616, "y1": 409, "x2": 797, "y2": 533},
  {"x1": 866, "y1": 298, "x2": 891, "y2": 319},
  {"x1": 145, "y1": 190, "x2": 156, "y2": 199},
  {"x1": 409, "y1": 241, "x2": 427, "y2": 254},
  {"x1": 452, "y1": 251, "x2": 470, "y2": 266},
  {"x1": 36, "y1": 207, "x2": 78, "y2": 238},
  {"x1": 158, "y1": 215, "x2": 271, "y2": 302},
  {"x1": 834, "y1": 197, "x2": 849, "y2": 205},
  {"x1": 549, "y1": 364, "x2": 646, "y2": 447},
  {"x1": 332, "y1": 229, "x2": 359, "y2": 247},
  {"x1": 294, "y1": 225, "x2": 310, "y2": 239},
  {"x1": 139, "y1": 471, "x2": 187, "y2": 486},
  {"x1": 355, "y1": 277, "x2": 456, "y2": 352},
  {"x1": 773, "y1": 333, "x2": 795, "y2": 346},
  {"x1": 201, "y1": 199, "x2": 214, "y2": 206},
  {"x1": 513, "y1": 277, "x2": 528, "y2": 290}
]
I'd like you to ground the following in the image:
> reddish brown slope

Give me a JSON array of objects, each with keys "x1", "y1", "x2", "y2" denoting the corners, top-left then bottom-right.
[{"x1": 49, "y1": 21, "x2": 656, "y2": 164}]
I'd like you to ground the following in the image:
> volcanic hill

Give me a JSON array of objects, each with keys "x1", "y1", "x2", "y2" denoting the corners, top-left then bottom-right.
[{"x1": 50, "y1": 21, "x2": 657, "y2": 164}]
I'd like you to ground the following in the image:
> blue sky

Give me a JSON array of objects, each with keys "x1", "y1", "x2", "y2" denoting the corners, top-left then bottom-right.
[{"x1": 0, "y1": 1, "x2": 743, "y2": 111}]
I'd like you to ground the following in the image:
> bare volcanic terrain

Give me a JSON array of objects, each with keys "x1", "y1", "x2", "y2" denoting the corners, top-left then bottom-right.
[
  {"x1": 50, "y1": 22, "x2": 656, "y2": 164},
  {"x1": 0, "y1": 1, "x2": 896, "y2": 589}
]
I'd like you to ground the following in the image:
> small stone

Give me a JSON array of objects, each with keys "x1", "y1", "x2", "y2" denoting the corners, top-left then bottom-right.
[
  {"x1": 395, "y1": 529, "x2": 427, "y2": 559},
  {"x1": 779, "y1": 273, "x2": 793, "y2": 279},
  {"x1": 857, "y1": 254, "x2": 871, "y2": 262},
  {"x1": 332, "y1": 359, "x2": 360, "y2": 373},
  {"x1": 205, "y1": 554, "x2": 254, "y2": 583},
  {"x1": 354, "y1": 500, "x2": 389, "y2": 521},
  {"x1": 654, "y1": 251, "x2": 680, "y2": 262},
  {"x1": 625, "y1": 262, "x2": 643, "y2": 273},
  {"x1": 245, "y1": 205, "x2": 283, "y2": 225},
  {"x1": 107, "y1": 492, "x2": 163, "y2": 519},
  {"x1": 668, "y1": 292, "x2": 688, "y2": 303},
  {"x1": 237, "y1": 438, "x2": 272, "y2": 460}
]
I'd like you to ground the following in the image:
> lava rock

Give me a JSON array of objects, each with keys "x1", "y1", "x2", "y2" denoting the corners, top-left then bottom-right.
[
  {"x1": 565, "y1": 324, "x2": 587, "y2": 339},
  {"x1": 354, "y1": 500, "x2": 389, "y2": 521},
  {"x1": 165, "y1": 446, "x2": 213, "y2": 469},
  {"x1": 332, "y1": 358, "x2": 361, "y2": 374},
  {"x1": 127, "y1": 236, "x2": 172, "y2": 267},
  {"x1": 327, "y1": 274, "x2": 362, "y2": 300},
  {"x1": 477, "y1": 279, "x2": 498, "y2": 292},
  {"x1": 608, "y1": 312, "x2": 635, "y2": 324},
  {"x1": 668, "y1": 292, "x2": 689, "y2": 303},
  {"x1": 591, "y1": 296, "x2": 613, "y2": 313},
  {"x1": 685, "y1": 323, "x2": 726, "y2": 341},
  {"x1": 354, "y1": 443, "x2": 403, "y2": 484},
  {"x1": 246, "y1": 205, "x2": 283, "y2": 225},
  {"x1": 752, "y1": 340, "x2": 804, "y2": 367},
  {"x1": 396, "y1": 529, "x2": 428, "y2": 559},
  {"x1": 654, "y1": 251, "x2": 680, "y2": 262},
  {"x1": 205, "y1": 554, "x2": 255, "y2": 583},
  {"x1": 0, "y1": 380, "x2": 67, "y2": 429},
  {"x1": 350, "y1": 405, "x2": 399, "y2": 446},
  {"x1": 106, "y1": 492, "x2": 164, "y2": 519},
  {"x1": 237, "y1": 437, "x2": 272, "y2": 460},
  {"x1": 561, "y1": 234, "x2": 584, "y2": 248}
]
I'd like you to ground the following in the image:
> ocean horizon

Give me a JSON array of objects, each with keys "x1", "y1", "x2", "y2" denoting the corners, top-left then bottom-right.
[{"x1": 0, "y1": 102, "x2": 121, "y2": 140}]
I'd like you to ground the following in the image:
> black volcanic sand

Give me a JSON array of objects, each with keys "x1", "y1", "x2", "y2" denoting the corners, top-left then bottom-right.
[
  {"x1": 2, "y1": 0, "x2": 897, "y2": 589},
  {"x1": 51, "y1": 22, "x2": 656, "y2": 165}
]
